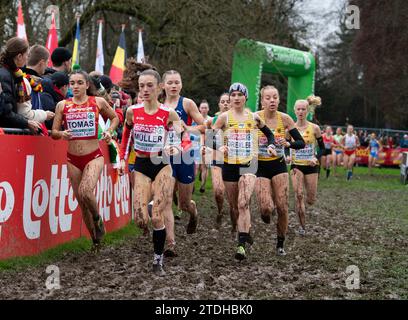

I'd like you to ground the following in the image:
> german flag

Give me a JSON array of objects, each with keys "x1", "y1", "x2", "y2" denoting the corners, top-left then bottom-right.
[{"x1": 109, "y1": 26, "x2": 126, "y2": 85}]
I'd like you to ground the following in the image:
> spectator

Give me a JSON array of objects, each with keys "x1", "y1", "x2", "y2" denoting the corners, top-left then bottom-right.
[
  {"x1": 0, "y1": 37, "x2": 40, "y2": 132},
  {"x1": 22, "y1": 45, "x2": 50, "y2": 111},
  {"x1": 400, "y1": 135, "x2": 408, "y2": 148},
  {"x1": 41, "y1": 72, "x2": 69, "y2": 129},
  {"x1": 43, "y1": 47, "x2": 72, "y2": 76},
  {"x1": 17, "y1": 76, "x2": 54, "y2": 124}
]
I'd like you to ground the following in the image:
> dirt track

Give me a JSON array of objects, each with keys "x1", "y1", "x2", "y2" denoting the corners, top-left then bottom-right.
[{"x1": 0, "y1": 178, "x2": 407, "y2": 300}]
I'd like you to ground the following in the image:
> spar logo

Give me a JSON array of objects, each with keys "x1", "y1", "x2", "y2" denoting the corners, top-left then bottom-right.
[{"x1": 0, "y1": 155, "x2": 130, "y2": 240}]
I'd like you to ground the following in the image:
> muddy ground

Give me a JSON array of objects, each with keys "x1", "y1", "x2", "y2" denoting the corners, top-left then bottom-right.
[{"x1": 0, "y1": 174, "x2": 407, "y2": 300}]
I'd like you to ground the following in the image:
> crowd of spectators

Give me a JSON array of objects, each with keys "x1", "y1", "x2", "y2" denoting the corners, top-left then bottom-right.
[{"x1": 0, "y1": 37, "x2": 135, "y2": 139}]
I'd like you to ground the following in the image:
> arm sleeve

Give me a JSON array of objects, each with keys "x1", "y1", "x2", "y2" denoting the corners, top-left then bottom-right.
[
  {"x1": 259, "y1": 125, "x2": 275, "y2": 146},
  {"x1": 316, "y1": 136, "x2": 325, "y2": 159},
  {"x1": 120, "y1": 122, "x2": 132, "y2": 160},
  {"x1": 288, "y1": 128, "x2": 305, "y2": 150}
]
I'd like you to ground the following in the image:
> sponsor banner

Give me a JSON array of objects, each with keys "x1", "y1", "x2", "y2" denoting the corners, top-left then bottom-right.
[
  {"x1": 355, "y1": 146, "x2": 408, "y2": 166},
  {"x1": 0, "y1": 136, "x2": 131, "y2": 260}
]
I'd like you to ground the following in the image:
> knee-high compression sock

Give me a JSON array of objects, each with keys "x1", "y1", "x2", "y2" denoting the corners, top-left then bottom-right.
[
  {"x1": 238, "y1": 232, "x2": 249, "y2": 247},
  {"x1": 277, "y1": 236, "x2": 285, "y2": 249},
  {"x1": 326, "y1": 169, "x2": 331, "y2": 179},
  {"x1": 153, "y1": 227, "x2": 166, "y2": 256}
]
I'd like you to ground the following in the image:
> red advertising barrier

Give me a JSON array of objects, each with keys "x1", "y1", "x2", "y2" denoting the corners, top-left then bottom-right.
[
  {"x1": 355, "y1": 146, "x2": 408, "y2": 166},
  {"x1": 0, "y1": 135, "x2": 131, "y2": 261}
]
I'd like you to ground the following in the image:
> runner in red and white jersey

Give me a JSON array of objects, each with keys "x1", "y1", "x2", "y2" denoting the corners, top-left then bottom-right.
[{"x1": 120, "y1": 69, "x2": 181, "y2": 276}]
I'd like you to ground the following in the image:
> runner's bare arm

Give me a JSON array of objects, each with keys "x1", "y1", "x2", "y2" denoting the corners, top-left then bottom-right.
[
  {"x1": 167, "y1": 109, "x2": 182, "y2": 133},
  {"x1": 51, "y1": 101, "x2": 71, "y2": 140},
  {"x1": 185, "y1": 98, "x2": 206, "y2": 133}
]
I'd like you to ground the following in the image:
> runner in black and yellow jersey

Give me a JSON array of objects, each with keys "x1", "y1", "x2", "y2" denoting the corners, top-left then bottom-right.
[
  {"x1": 290, "y1": 97, "x2": 325, "y2": 236},
  {"x1": 212, "y1": 83, "x2": 277, "y2": 261},
  {"x1": 255, "y1": 86, "x2": 305, "y2": 256}
]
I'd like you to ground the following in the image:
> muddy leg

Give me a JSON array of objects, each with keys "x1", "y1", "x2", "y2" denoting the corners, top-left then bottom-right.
[
  {"x1": 133, "y1": 172, "x2": 152, "y2": 236},
  {"x1": 291, "y1": 169, "x2": 306, "y2": 230},
  {"x1": 255, "y1": 178, "x2": 273, "y2": 224},
  {"x1": 224, "y1": 181, "x2": 239, "y2": 234}
]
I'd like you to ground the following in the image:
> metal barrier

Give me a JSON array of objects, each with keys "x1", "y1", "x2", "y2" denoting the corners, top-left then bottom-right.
[{"x1": 2, "y1": 128, "x2": 33, "y2": 135}]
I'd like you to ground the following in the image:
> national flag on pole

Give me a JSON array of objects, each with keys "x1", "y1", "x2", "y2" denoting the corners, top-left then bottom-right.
[
  {"x1": 95, "y1": 20, "x2": 105, "y2": 74},
  {"x1": 109, "y1": 25, "x2": 126, "y2": 85},
  {"x1": 46, "y1": 11, "x2": 58, "y2": 67},
  {"x1": 137, "y1": 29, "x2": 145, "y2": 63},
  {"x1": 72, "y1": 17, "x2": 81, "y2": 68},
  {"x1": 16, "y1": 0, "x2": 27, "y2": 41}
]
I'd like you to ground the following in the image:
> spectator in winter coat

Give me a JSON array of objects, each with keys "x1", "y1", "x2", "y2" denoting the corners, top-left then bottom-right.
[
  {"x1": 41, "y1": 72, "x2": 69, "y2": 129},
  {"x1": 0, "y1": 37, "x2": 40, "y2": 132}
]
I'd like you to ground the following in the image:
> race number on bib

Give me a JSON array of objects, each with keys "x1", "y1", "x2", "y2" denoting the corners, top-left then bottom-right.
[
  {"x1": 134, "y1": 125, "x2": 166, "y2": 153},
  {"x1": 65, "y1": 112, "x2": 96, "y2": 138},
  {"x1": 294, "y1": 144, "x2": 315, "y2": 161},
  {"x1": 226, "y1": 130, "x2": 253, "y2": 159}
]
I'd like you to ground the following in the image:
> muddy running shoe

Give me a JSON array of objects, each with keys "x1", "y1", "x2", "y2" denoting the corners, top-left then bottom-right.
[
  {"x1": 298, "y1": 227, "x2": 306, "y2": 236},
  {"x1": 163, "y1": 243, "x2": 178, "y2": 258},
  {"x1": 94, "y1": 215, "x2": 106, "y2": 242},
  {"x1": 199, "y1": 186, "x2": 205, "y2": 193},
  {"x1": 164, "y1": 249, "x2": 178, "y2": 258},
  {"x1": 276, "y1": 247, "x2": 287, "y2": 256},
  {"x1": 91, "y1": 240, "x2": 101, "y2": 254},
  {"x1": 152, "y1": 254, "x2": 165, "y2": 276},
  {"x1": 235, "y1": 245, "x2": 246, "y2": 261},
  {"x1": 261, "y1": 214, "x2": 271, "y2": 224},
  {"x1": 186, "y1": 211, "x2": 198, "y2": 234}
]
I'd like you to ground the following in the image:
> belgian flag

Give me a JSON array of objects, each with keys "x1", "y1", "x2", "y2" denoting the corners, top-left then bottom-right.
[{"x1": 109, "y1": 25, "x2": 126, "y2": 85}]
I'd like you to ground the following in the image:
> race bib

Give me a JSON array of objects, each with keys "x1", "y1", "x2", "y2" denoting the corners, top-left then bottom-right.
[
  {"x1": 294, "y1": 143, "x2": 315, "y2": 161},
  {"x1": 65, "y1": 112, "x2": 96, "y2": 138},
  {"x1": 134, "y1": 125, "x2": 165, "y2": 153},
  {"x1": 324, "y1": 142, "x2": 332, "y2": 149},
  {"x1": 226, "y1": 130, "x2": 253, "y2": 159}
]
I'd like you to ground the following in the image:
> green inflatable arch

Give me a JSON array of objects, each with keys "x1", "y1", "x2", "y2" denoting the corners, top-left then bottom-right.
[{"x1": 231, "y1": 39, "x2": 316, "y2": 120}]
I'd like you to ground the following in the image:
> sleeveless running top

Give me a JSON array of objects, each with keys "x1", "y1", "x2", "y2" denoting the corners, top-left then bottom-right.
[
  {"x1": 369, "y1": 139, "x2": 380, "y2": 153},
  {"x1": 224, "y1": 110, "x2": 258, "y2": 164},
  {"x1": 344, "y1": 134, "x2": 357, "y2": 150},
  {"x1": 62, "y1": 96, "x2": 99, "y2": 140},
  {"x1": 258, "y1": 111, "x2": 285, "y2": 161},
  {"x1": 333, "y1": 134, "x2": 343, "y2": 149},
  {"x1": 132, "y1": 104, "x2": 170, "y2": 156},
  {"x1": 175, "y1": 96, "x2": 192, "y2": 126},
  {"x1": 292, "y1": 122, "x2": 316, "y2": 166},
  {"x1": 323, "y1": 134, "x2": 335, "y2": 150}
]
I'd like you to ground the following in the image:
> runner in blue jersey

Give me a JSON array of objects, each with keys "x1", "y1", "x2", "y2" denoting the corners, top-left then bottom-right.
[
  {"x1": 162, "y1": 70, "x2": 206, "y2": 257},
  {"x1": 367, "y1": 132, "x2": 382, "y2": 176}
]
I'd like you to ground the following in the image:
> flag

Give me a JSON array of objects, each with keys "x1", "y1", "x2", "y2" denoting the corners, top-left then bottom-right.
[
  {"x1": 46, "y1": 11, "x2": 58, "y2": 67},
  {"x1": 16, "y1": 0, "x2": 27, "y2": 41},
  {"x1": 72, "y1": 17, "x2": 81, "y2": 68},
  {"x1": 95, "y1": 20, "x2": 105, "y2": 74},
  {"x1": 109, "y1": 26, "x2": 126, "y2": 85},
  {"x1": 136, "y1": 29, "x2": 145, "y2": 63}
]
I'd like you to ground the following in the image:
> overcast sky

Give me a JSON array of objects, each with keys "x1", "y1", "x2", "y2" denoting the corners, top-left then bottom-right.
[{"x1": 295, "y1": 0, "x2": 346, "y2": 50}]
